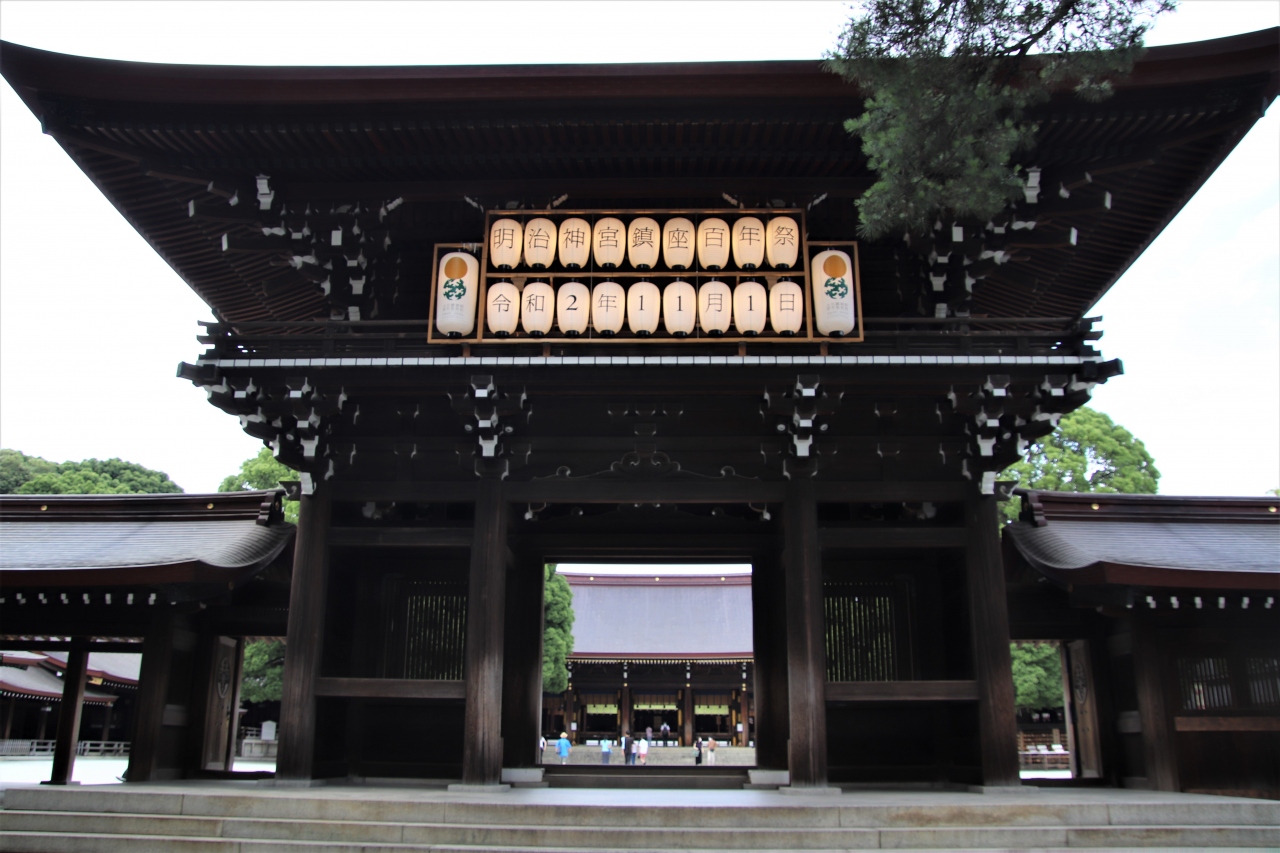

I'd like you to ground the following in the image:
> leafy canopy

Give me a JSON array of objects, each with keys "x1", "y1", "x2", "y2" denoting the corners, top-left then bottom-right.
[
  {"x1": 240, "y1": 640, "x2": 285, "y2": 704},
  {"x1": 1011, "y1": 641, "x2": 1064, "y2": 710},
  {"x1": 219, "y1": 447, "x2": 298, "y2": 523},
  {"x1": 826, "y1": 0, "x2": 1174, "y2": 238},
  {"x1": 0, "y1": 449, "x2": 181, "y2": 495},
  {"x1": 542, "y1": 565, "x2": 575, "y2": 695}
]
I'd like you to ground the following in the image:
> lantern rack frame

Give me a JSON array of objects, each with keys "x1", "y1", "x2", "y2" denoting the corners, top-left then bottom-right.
[{"x1": 426, "y1": 208, "x2": 864, "y2": 344}]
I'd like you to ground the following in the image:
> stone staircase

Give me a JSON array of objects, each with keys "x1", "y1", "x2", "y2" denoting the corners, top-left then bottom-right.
[
  {"x1": 1, "y1": 783, "x2": 1277, "y2": 851},
  {"x1": 542, "y1": 765, "x2": 750, "y2": 789}
]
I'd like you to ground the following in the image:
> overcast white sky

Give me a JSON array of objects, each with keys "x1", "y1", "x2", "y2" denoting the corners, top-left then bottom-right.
[{"x1": 1, "y1": 2, "x2": 1276, "y2": 496}]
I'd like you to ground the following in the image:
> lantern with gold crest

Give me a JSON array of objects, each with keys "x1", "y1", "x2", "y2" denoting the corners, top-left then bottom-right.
[
  {"x1": 662, "y1": 217, "x2": 695, "y2": 271},
  {"x1": 489, "y1": 218, "x2": 523, "y2": 270},
  {"x1": 769, "y1": 279, "x2": 804, "y2": 335},
  {"x1": 435, "y1": 252, "x2": 477, "y2": 338},
  {"x1": 812, "y1": 250, "x2": 856, "y2": 336},
  {"x1": 697, "y1": 218, "x2": 731, "y2": 271},
  {"x1": 627, "y1": 217, "x2": 660, "y2": 270},
  {"x1": 556, "y1": 281, "x2": 590, "y2": 337},
  {"x1": 733, "y1": 281, "x2": 767, "y2": 336},
  {"x1": 662, "y1": 280, "x2": 697, "y2": 337},
  {"x1": 485, "y1": 280, "x2": 520, "y2": 337},
  {"x1": 558, "y1": 218, "x2": 591, "y2": 270},
  {"x1": 521, "y1": 280, "x2": 555, "y2": 337},
  {"x1": 592, "y1": 281, "x2": 626, "y2": 336},
  {"x1": 592, "y1": 217, "x2": 626, "y2": 269},
  {"x1": 523, "y1": 218, "x2": 557, "y2": 270},
  {"x1": 731, "y1": 217, "x2": 765, "y2": 270},
  {"x1": 767, "y1": 216, "x2": 799, "y2": 269},
  {"x1": 628, "y1": 281, "x2": 661, "y2": 336},
  {"x1": 698, "y1": 280, "x2": 733, "y2": 336}
]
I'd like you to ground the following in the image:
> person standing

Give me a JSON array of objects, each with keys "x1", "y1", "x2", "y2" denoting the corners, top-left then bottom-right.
[
  {"x1": 537, "y1": 735, "x2": 546, "y2": 764},
  {"x1": 556, "y1": 732, "x2": 571, "y2": 765},
  {"x1": 645, "y1": 724, "x2": 653, "y2": 744},
  {"x1": 659, "y1": 720, "x2": 671, "y2": 743},
  {"x1": 600, "y1": 736, "x2": 613, "y2": 765},
  {"x1": 694, "y1": 736, "x2": 703, "y2": 766},
  {"x1": 621, "y1": 731, "x2": 633, "y2": 766},
  {"x1": 629, "y1": 735, "x2": 639, "y2": 765},
  {"x1": 706, "y1": 736, "x2": 716, "y2": 766},
  {"x1": 637, "y1": 736, "x2": 650, "y2": 766}
]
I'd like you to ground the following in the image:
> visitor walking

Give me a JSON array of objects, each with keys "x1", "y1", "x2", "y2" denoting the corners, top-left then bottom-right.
[
  {"x1": 659, "y1": 720, "x2": 671, "y2": 743},
  {"x1": 705, "y1": 736, "x2": 716, "y2": 766},
  {"x1": 600, "y1": 736, "x2": 613, "y2": 765},
  {"x1": 537, "y1": 735, "x2": 546, "y2": 764},
  {"x1": 556, "y1": 732, "x2": 571, "y2": 765},
  {"x1": 629, "y1": 735, "x2": 639, "y2": 765},
  {"x1": 694, "y1": 736, "x2": 703, "y2": 766},
  {"x1": 645, "y1": 725, "x2": 653, "y2": 743},
  {"x1": 637, "y1": 736, "x2": 649, "y2": 765},
  {"x1": 621, "y1": 731, "x2": 634, "y2": 766}
]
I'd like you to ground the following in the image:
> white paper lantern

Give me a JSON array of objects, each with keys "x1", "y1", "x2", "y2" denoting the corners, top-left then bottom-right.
[
  {"x1": 592, "y1": 281, "x2": 626, "y2": 336},
  {"x1": 628, "y1": 281, "x2": 661, "y2": 336},
  {"x1": 556, "y1": 281, "x2": 590, "y2": 337},
  {"x1": 662, "y1": 281, "x2": 697, "y2": 337},
  {"x1": 593, "y1": 217, "x2": 626, "y2": 269},
  {"x1": 522, "y1": 280, "x2": 555, "y2": 337},
  {"x1": 523, "y1": 217, "x2": 557, "y2": 270},
  {"x1": 733, "y1": 281, "x2": 767, "y2": 336},
  {"x1": 558, "y1": 218, "x2": 592, "y2": 270},
  {"x1": 627, "y1": 217, "x2": 661, "y2": 270},
  {"x1": 435, "y1": 252, "x2": 478, "y2": 338},
  {"x1": 662, "y1": 217, "x2": 696, "y2": 270},
  {"x1": 486, "y1": 280, "x2": 521, "y2": 337},
  {"x1": 697, "y1": 218, "x2": 731, "y2": 271},
  {"x1": 698, "y1": 280, "x2": 733, "y2": 336},
  {"x1": 489, "y1": 218, "x2": 523, "y2": 270},
  {"x1": 732, "y1": 217, "x2": 766, "y2": 270},
  {"x1": 812, "y1": 250, "x2": 856, "y2": 337},
  {"x1": 769, "y1": 279, "x2": 805, "y2": 336},
  {"x1": 767, "y1": 216, "x2": 800, "y2": 269}
]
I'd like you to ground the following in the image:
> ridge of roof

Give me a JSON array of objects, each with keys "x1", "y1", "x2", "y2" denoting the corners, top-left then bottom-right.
[
  {"x1": 0, "y1": 490, "x2": 286, "y2": 525},
  {"x1": 1017, "y1": 489, "x2": 1280, "y2": 527}
]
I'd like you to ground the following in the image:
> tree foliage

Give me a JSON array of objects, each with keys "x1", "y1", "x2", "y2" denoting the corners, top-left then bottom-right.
[
  {"x1": 0, "y1": 449, "x2": 181, "y2": 495},
  {"x1": 1011, "y1": 641, "x2": 1064, "y2": 710},
  {"x1": 542, "y1": 565, "x2": 575, "y2": 695},
  {"x1": 219, "y1": 447, "x2": 299, "y2": 523},
  {"x1": 1003, "y1": 406, "x2": 1158, "y2": 521},
  {"x1": 826, "y1": 0, "x2": 1174, "y2": 238},
  {"x1": 240, "y1": 640, "x2": 286, "y2": 704}
]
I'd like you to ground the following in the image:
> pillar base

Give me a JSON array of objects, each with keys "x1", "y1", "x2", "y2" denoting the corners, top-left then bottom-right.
[
  {"x1": 778, "y1": 785, "x2": 841, "y2": 797},
  {"x1": 967, "y1": 784, "x2": 1040, "y2": 794},
  {"x1": 447, "y1": 783, "x2": 511, "y2": 793},
  {"x1": 39, "y1": 780, "x2": 81, "y2": 786}
]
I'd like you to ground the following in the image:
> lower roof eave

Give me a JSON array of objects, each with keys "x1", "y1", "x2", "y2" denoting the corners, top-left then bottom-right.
[{"x1": 1040, "y1": 560, "x2": 1280, "y2": 592}]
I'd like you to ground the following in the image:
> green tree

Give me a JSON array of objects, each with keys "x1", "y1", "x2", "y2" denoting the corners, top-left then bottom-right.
[
  {"x1": 1, "y1": 450, "x2": 181, "y2": 494},
  {"x1": 542, "y1": 565, "x2": 575, "y2": 695},
  {"x1": 240, "y1": 640, "x2": 285, "y2": 703},
  {"x1": 826, "y1": 0, "x2": 1174, "y2": 238},
  {"x1": 219, "y1": 447, "x2": 298, "y2": 523},
  {"x1": 1002, "y1": 407, "x2": 1159, "y2": 522},
  {"x1": 1011, "y1": 641, "x2": 1064, "y2": 710}
]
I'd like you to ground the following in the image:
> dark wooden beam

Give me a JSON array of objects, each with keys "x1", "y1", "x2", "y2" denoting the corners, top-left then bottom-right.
[
  {"x1": 750, "y1": 547, "x2": 789, "y2": 771},
  {"x1": 825, "y1": 680, "x2": 979, "y2": 702},
  {"x1": 964, "y1": 496, "x2": 1021, "y2": 786},
  {"x1": 1173, "y1": 716, "x2": 1280, "y2": 732},
  {"x1": 501, "y1": 552, "x2": 546, "y2": 768},
  {"x1": 504, "y1": 480, "x2": 787, "y2": 504},
  {"x1": 45, "y1": 645, "x2": 88, "y2": 785},
  {"x1": 813, "y1": 482, "x2": 971, "y2": 503},
  {"x1": 276, "y1": 484, "x2": 332, "y2": 782},
  {"x1": 819, "y1": 528, "x2": 967, "y2": 550},
  {"x1": 125, "y1": 612, "x2": 175, "y2": 783},
  {"x1": 462, "y1": 479, "x2": 509, "y2": 785},
  {"x1": 329, "y1": 481, "x2": 479, "y2": 502},
  {"x1": 1132, "y1": 617, "x2": 1180, "y2": 791},
  {"x1": 314, "y1": 677, "x2": 465, "y2": 699},
  {"x1": 783, "y1": 480, "x2": 828, "y2": 787},
  {"x1": 329, "y1": 527, "x2": 473, "y2": 548}
]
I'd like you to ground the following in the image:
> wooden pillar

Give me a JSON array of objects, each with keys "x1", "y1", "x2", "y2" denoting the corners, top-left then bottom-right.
[
  {"x1": 126, "y1": 611, "x2": 176, "y2": 782},
  {"x1": 1132, "y1": 617, "x2": 1179, "y2": 791},
  {"x1": 4, "y1": 697, "x2": 16, "y2": 739},
  {"x1": 461, "y1": 478, "x2": 508, "y2": 784},
  {"x1": 99, "y1": 703, "x2": 113, "y2": 743},
  {"x1": 682, "y1": 684, "x2": 694, "y2": 746},
  {"x1": 276, "y1": 484, "x2": 332, "y2": 781},
  {"x1": 224, "y1": 638, "x2": 245, "y2": 770},
  {"x1": 1066, "y1": 639, "x2": 1102, "y2": 778},
  {"x1": 46, "y1": 646, "x2": 88, "y2": 785},
  {"x1": 742, "y1": 691, "x2": 752, "y2": 749},
  {"x1": 751, "y1": 547, "x2": 790, "y2": 770},
  {"x1": 783, "y1": 480, "x2": 828, "y2": 787},
  {"x1": 964, "y1": 495, "x2": 1020, "y2": 786},
  {"x1": 502, "y1": 554, "x2": 545, "y2": 768},
  {"x1": 620, "y1": 683, "x2": 632, "y2": 738},
  {"x1": 565, "y1": 690, "x2": 578, "y2": 744}
]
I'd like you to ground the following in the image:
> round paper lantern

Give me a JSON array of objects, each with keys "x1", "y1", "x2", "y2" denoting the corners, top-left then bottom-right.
[
  {"x1": 734, "y1": 281, "x2": 767, "y2": 336},
  {"x1": 486, "y1": 280, "x2": 520, "y2": 338},
  {"x1": 489, "y1": 218, "x2": 523, "y2": 270},
  {"x1": 556, "y1": 281, "x2": 590, "y2": 337},
  {"x1": 521, "y1": 280, "x2": 555, "y2": 337},
  {"x1": 812, "y1": 250, "x2": 856, "y2": 337},
  {"x1": 523, "y1": 218, "x2": 557, "y2": 270},
  {"x1": 662, "y1": 280, "x2": 697, "y2": 337},
  {"x1": 592, "y1": 281, "x2": 626, "y2": 336},
  {"x1": 732, "y1": 217, "x2": 766, "y2": 270},
  {"x1": 627, "y1": 281, "x2": 661, "y2": 336},
  {"x1": 592, "y1": 217, "x2": 626, "y2": 269},
  {"x1": 697, "y1": 218, "x2": 731, "y2": 271},
  {"x1": 769, "y1": 279, "x2": 805, "y2": 336},
  {"x1": 558, "y1": 218, "x2": 591, "y2": 270},
  {"x1": 627, "y1": 217, "x2": 661, "y2": 270},
  {"x1": 662, "y1": 217, "x2": 695, "y2": 270},
  {"x1": 698, "y1": 280, "x2": 733, "y2": 336},
  {"x1": 766, "y1": 216, "x2": 800, "y2": 269},
  {"x1": 435, "y1": 252, "x2": 478, "y2": 338}
]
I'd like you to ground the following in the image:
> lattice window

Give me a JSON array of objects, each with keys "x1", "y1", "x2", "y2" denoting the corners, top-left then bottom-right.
[
  {"x1": 381, "y1": 575, "x2": 468, "y2": 680},
  {"x1": 1176, "y1": 656, "x2": 1234, "y2": 711},
  {"x1": 1246, "y1": 657, "x2": 1280, "y2": 709},
  {"x1": 824, "y1": 581, "x2": 903, "y2": 681}
]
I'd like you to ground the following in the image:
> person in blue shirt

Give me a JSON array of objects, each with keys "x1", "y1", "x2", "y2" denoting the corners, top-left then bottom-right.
[
  {"x1": 599, "y1": 736, "x2": 613, "y2": 764},
  {"x1": 556, "y1": 732, "x2": 571, "y2": 765}
]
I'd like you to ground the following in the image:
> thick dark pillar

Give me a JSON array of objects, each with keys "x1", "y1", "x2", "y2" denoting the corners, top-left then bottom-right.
[
  {"x1": 742, "y1": 691, "x2": 752, "y2": 749},
  {"x1": 502, "y1": 554, "x2": 545, "y2": 768},
  {"x1": 964, "y1": 495, "x2": 1020, "y2": 786},
  {"x1": 46, "y1": 647, "x2": 89, "y2": 785},
  {"x1": 783, "y1": 480, "x2": 828, "y2": 786},
  {"x1": 276, "y1": 484, "x2": 332, "y2": 781},
  {"x1": 3, "y1": 697, "x2": 14, "y2": 739},
  {"x1": 462, "y1": 478, "x2": 508, "y2": 784},
  {"x1": 1132, "y1": 617, "x2": 1179, "y2": 791},
  {"x1": 99, "y1": 703, "x2": 113, "y2": 743},
  {"x1": 126, "y1": 611, "x2": 176, "y2": 782},
  {"x1": 751, "y1": 548, "x2": 790, "y2": 770},
  {"x1": 621, "y1": 683, "x2": 632, "y2": 738},
  {"x1": 681, "y1": 685, "x2": 693, "y2": 746}
]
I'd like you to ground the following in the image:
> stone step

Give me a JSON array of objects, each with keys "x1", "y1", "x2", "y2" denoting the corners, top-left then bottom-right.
[{"x1": 543, "y1": 765, "x2": 748, "y2": 789}]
